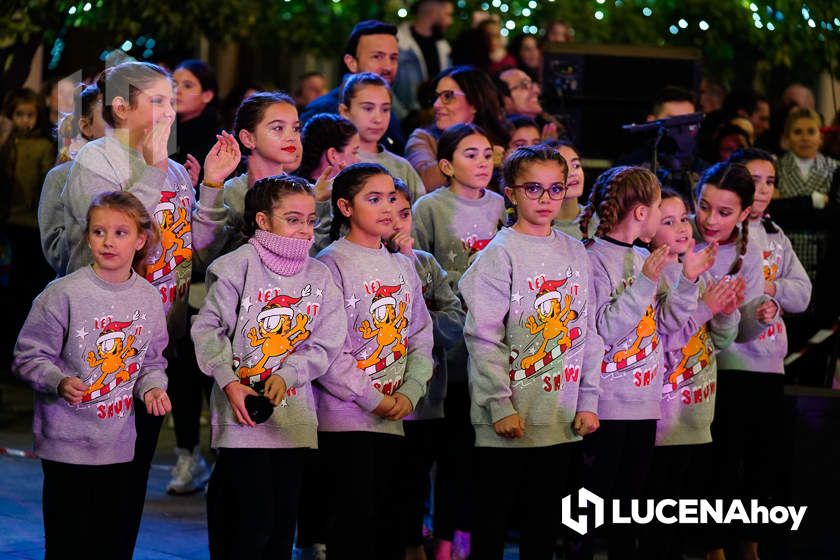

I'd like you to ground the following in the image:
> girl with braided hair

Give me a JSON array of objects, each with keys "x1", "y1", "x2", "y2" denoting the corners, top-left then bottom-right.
[
  {"x1": 579, "y1": 165, "x2": 713, "y2": 558},
  {"x1": 695, "y1": 161, "x2": 792, "y2": 560}
]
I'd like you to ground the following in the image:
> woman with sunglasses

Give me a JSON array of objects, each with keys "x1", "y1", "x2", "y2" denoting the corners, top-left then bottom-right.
[{"x1": 405, "y1": 65, "x2": 509, "y2": 193}]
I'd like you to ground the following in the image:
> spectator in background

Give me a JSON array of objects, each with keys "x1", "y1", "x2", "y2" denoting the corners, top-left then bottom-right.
[
  {"x1": 173, "y1": 59, "x2": 221, "y2": 187},
  {"x1": 393, "y1": 0, "x2": 454, "y2": 116},
  {"x1": 479, "y1": 18, "x2": 516, "y2": 75},
  {"x1": 301, "y1": 20, "x2": 407, "y2": 154},
  {"x1": 221, "y1": 81, "x2": 276, "y2": 130},
  {"x1": 294, "y1": 72, "x2": 329, "y2": 112},
  {"x1": 495, "y1": 68, "x2": 561, "y2": 140},
  {"x1": 507, "y1": 33, "x2": 542, "y2": 81},
  {"x1": 699, "y1": 78, "x2": 725, "y2": 114},
  {"x1": 783, "y1": 83, "x2": 816, "y2": 110},
  {"x1": 713, "y1": 122, "x2": 751, "y2": 162},
  {"x1": 543, "y1": 20, "x2": 574, "y2": 44},
  {"x1": 405, "y1": 65, "x2": 508, "y2": 192}
]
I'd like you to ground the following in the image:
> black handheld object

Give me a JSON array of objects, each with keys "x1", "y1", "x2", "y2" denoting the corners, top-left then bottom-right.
[
  {"x1": 244, "y1": 380, "x2": 275, "y2": 424},
  {"x1": 245, "y1": 395, "x2": 274, "y2": 424}
]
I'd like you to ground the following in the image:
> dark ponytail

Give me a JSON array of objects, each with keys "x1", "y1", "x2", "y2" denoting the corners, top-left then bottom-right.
[{"x1": 330, "y1": 162, "x2": 391, "y2": 241}]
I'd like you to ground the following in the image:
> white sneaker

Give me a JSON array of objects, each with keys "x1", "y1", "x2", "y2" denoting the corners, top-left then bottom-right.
[{"x1": 166, "y1": 446, "x2": 211, "y2": 495}]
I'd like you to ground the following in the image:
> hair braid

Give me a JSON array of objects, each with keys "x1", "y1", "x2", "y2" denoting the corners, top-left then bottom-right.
[
  {"x1": 728, "y1": 219, "x2": 749, "y2": 275},
  {"x1": 578, "y1": 203, "x2": 595, "y2": 240}
]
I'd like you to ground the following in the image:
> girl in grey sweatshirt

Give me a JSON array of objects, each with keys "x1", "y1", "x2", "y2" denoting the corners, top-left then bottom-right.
[
  {"x1": 639, "y1": 190, "x2": 743, "y2": 559},
  {"x1": 191, "y1": 176, "x2": 346, "y2": 559},
  {"x1": 693, "y1": 162, "x2": 782, "y2": 558},
  {"x1": 14, "y1": 192, "x2": 170, "y2": 559},
  {"x1": 314, "y1": 163, "x2": 434, "y2": 559},
  {"x1": 460, "y1": 145, "x2": 602, "y2": 559},
  {"x1": 577, "y1": 166, "x2": 708, "y2": 558}
]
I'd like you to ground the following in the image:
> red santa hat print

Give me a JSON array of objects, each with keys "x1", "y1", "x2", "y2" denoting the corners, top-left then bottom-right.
[
  {"x1": 257, "y1": 285, "x2": 311, "y2": 323},
  {"x1": 97, "y1": 320, "x2": 133, "y2": 348},
  {"x1": 533, "y1": 267, "x2": 573, "y2": 309},
  {"x1": 154, "y1": 191, "x2": 177, "y2": 219},
  {"x1": 370, "y1": 283, "x2": 402, "y2": 314}
]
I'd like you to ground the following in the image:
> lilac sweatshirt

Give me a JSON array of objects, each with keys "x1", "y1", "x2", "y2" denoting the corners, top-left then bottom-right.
[
  {"x1": 13, "y1": 266, "x2": 168, "y2": 465},
  {"x1": 460, "y1": 227, "x2": 603, "y2": 448},
  {"x1": 717, "y1": 220, "x2": 811, "y2": 374},
  {"x1": 191, "y1": 244, "x2": 347, "y2": 449},
  {"x1": 587, "y1": 237, "x2": 699, "y2": 420},
  {"x1": 655, "y1": 263, "x2": 740, "y2": 446},
  {"x1": 63, "y1": 135, "x2": 228, "y2": 338},
  {"x1": 315, "y1": 238, "x2": 434, "y2": 436}
]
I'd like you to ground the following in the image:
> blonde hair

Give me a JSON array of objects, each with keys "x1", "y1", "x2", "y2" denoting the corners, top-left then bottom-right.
[
  {"x1": 85, "y1": 192, "x2": 159, "y2": 277},
  {"x1": 580, "y1": 166, "x2": 660, "y2": 240},
  {"x1": 783, "y1": 107, "x2": 822, "y2": 138}
]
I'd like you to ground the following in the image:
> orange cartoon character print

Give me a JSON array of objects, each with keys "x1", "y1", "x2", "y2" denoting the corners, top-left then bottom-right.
[
  {"x1": 602, "y1": 304, "x2": 659, "y2": 376},
  {"x1": 509, "y1": 268, "x2": 583, "y2": 382},
  {"x1": 358, "y1": 281, "x2": 408, "y2": 372},
  {"x1": 664, "y1": 326, "x2": 712, "y2": 395},
  {"x1": 147, "y1": 191, "x2": 192, "y2": 282},
  {"x1": 762, "y1": 241, "x2": 781, "y2": 282},
  {"x1": 236, "y1": 285, "x2": 312, "y2": 386},
  {"x1": 83, "y1": 320, "x2": 139, "y2": 402}
]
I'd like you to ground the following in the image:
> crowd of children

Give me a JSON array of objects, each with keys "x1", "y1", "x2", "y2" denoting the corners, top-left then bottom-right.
[{"x1": 1, "y1": 16, "x2": 831, "y2": 559}]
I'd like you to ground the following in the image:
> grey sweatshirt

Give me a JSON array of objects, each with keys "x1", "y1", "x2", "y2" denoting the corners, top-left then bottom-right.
[
  {"x1": 191, "y1": 244, "x2": 347, "y2": 449},
  {"x1": 12, "y1": 266, "x2": 169, "y2": 465},
  {"x1": 716, "y1": 220, "x2": 811, "y2": 374},
  {"x1": 655, "y1": 264, "x2": 740, "y2": 446},
  {"x1": 359, "y1": 146, "x2": 426, "y2": 203},
  {"x1": 412, "y1": 186, "x2": 507, "y2": 382},
  {"x1": 587, "y1": 237, "x2": 699, "y2": 420},
  {"x1": 39, "y1": 160, "x2": 72, "y2": 276},
  {"x1": 693, "y1": 230, "x2": 775, "y2": 370},
  {"x1": 406, "y1": 249, "x2": 466, "y2": 421},
  {"x1": 62, "y1": 136, "x2": 228, "y2": 339},
  {"x1": 315, "y1": 238, "x2": 434, "y2": 436},
  {"x1": 459, "y1": 227, "x2": 603, "y2": 448},
  {"x1": 412, "y1": 186, "x2": 507, "y2": 292}
]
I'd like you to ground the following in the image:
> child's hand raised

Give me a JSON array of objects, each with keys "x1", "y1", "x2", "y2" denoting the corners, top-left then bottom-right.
[
  {"x1": 385, "y1": 393, "x2": 414, "y2": 420},
  {"x1": 264, "y1": 375, "x2": 288, "y2": 406},
  {"x1": 58, "y1": 377, "x2": 89, "y2": 405},
  {"x1": 144, "y1": 388, "x2": 172, "y2": 416},
  {"x1": 223, "y1": 380, "x2": 259, "y2": 427},
  {"x1": 184, "y1": 154, "x2": 201, "y2": 187},
  {"x1": 721, "y1": 276, "x2": 747, "y2": 315},
  {"x1": 142, "y1": 117, "x2": 174, "y2": 171},
  {"x1": 642, "y1": 245, "x2": 670, "y2": 282},
  {"x1": 203, "y1": 131, "x2": 241, "y2": 186},
  {"x1": 494, "y1": 413, "x2": 525, "y2": 438},
  {"x1": 313, "y1": 165, "x2": 338, "y2": 202},
  {"x1": 682, "y1": 240, "x2": 717, "y2": 282},
  {"x1": 702, "y1": 278, "x2": 736, "y2": 315},
  {"x1": 573, "y1": 411, "x2": 599, "y2": 436}
]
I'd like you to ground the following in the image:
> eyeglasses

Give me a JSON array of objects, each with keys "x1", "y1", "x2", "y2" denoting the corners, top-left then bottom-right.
[
  {"x1": 272, "y1": 215, "x2": 321, "y2": 228},
  {"x1": 510, "y1": 182, "x2": 566, "y2": 200},
  {"x1": 432, "y1": 90, "x2": 467, "y2": 105},
  {"x1": 509, "y1": 78, "x2": 536, "y2": 92}
]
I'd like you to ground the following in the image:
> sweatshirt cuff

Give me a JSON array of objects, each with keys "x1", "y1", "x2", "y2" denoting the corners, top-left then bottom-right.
[
  {"x1": 355, "y1": 384, "x2": 387, "y2": 413},
  {"x1": 635, "y1": 272, "x2": 658, "y2": 297},
  {"x1": 693, "y1": 300, "x2": 714, "y2": 327},
  {"x1": 44, "y1": 370, "x2": 69, "y2": 395},
  {"x1": 396, "y1": 377, "x2": 426, "y2": 410},
  {"x1": 488, "y1": 397, "x2": 517, "y2": 424},
  {"x1": 199, "y1": 184, "x2": 227, "y2": 212},
  {"x1": 210, "y1": 366, "x2": 239, "y2": 390},
  {"x1": 711, "y1": 307, "x2": 740, "y2": 330},
  {"x1": 135, "y1": 370, "x2": 168, "y2": 398},
  {"x1": 677, "y1": 272, "x2": 700, "y2": 296},
  {"x1": 576, "y1": 389, "x2": 600, "y2": 415}
]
